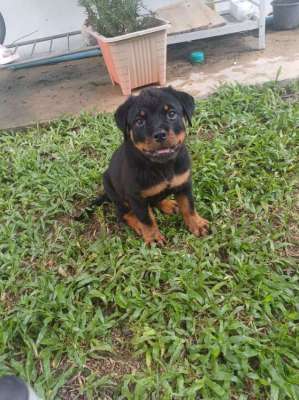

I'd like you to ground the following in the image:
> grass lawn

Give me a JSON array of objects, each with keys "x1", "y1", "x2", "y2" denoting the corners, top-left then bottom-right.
[{"x1": 0, "y1": 82, "x2": 299, "y2": 400}]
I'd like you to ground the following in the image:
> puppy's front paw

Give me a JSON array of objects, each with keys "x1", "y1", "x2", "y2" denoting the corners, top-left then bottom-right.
[
  {"x1": 123, "y1": 210, "x2": 166, "y2": 245},
  {"x1": 186, "y1": 213, "x2": 209, "y2": 237},
  {"x1": 143, "y1": 227, "x2": 166, "y2": 246},
  {"x1": 158, "y1": 199, "x2": 179, "y2": 215}
]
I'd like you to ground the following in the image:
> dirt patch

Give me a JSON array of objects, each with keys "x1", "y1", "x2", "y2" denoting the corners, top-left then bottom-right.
[
  {"x1": 195, "y1": 128, "x2": 215, "y2": 141},
  {"x1": 85, "y1": 356, "x2": 140, "y2": 381},
  {"x1": 284, "y1": 191, "x2": 299, "y2": 260},
  {"x1": 1, "y1": 29, "x2": 299, "y2": 130},
  {"x1": 1, "y1": 291, "x2": 19, "y2": 312},
  {"x1": 81, "y1": 213, "x2": 103, "y2": 241},
  {"x1": 167, "y1": 29, "x2": 299, "y2": 97},
  {"x1": 281, "y1": 88, "x2": 299, "y2": 104},
  {"x1": 58, "y1": 330, "x2": 142, "y2": 400}
]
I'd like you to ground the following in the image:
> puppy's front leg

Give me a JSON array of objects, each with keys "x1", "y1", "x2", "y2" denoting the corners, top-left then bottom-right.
[
  {"x1": 123, "y1": 198, "x2": 165, "y2": 245},
  {"x1": 175, "y1": 184, "x2": 209, "y2": 237}
]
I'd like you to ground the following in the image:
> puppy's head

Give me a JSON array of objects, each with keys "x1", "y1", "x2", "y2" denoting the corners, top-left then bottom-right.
[{"x1": 114, "y1": 87, "x2": 195, "y2": 163}]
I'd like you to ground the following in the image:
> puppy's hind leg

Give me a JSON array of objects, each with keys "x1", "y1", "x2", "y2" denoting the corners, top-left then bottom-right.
[
  {"x1": 103, "y1": 172, "x2": 129, "y2": 221},
  {"x1": 124, "y1": 198, "x2": 166, "y2": 245}
]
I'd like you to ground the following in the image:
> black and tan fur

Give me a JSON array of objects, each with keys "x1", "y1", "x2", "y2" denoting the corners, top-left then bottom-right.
[{"x1": 88, "y1": 87, "x2": 208, "y2": 245}]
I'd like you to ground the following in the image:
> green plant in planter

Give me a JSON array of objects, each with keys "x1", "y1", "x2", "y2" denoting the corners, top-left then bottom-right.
[{"x1": 79, "y1": 0, "x2": 156, "y2": 37}]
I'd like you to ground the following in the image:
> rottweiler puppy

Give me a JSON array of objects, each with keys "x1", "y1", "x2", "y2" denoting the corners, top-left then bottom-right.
[{"x1": 94, "y1": 86, "x2": 209, "y2": 245}]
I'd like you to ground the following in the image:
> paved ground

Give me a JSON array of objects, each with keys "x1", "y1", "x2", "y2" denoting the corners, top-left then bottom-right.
[{"x1": 1, "y1": 27, "x2": 299, "y2": 130}]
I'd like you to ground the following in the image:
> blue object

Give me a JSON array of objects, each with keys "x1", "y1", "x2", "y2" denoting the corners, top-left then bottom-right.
[
  {"x1": 7, "y1": 48, "x2": 101, "y2": 70},
  {"x1": 190, "y1": 51, "x2": 205, "y2": 64}
]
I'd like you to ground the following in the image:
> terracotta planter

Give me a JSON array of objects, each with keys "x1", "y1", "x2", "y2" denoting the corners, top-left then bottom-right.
[{"x1": 85, "y1": 18, "x2": 170, "y2": 95}]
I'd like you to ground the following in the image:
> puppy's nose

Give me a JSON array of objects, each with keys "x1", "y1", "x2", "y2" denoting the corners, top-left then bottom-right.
[{"x1": 153, "y1": 130, "x2": 167, "y2": 143}]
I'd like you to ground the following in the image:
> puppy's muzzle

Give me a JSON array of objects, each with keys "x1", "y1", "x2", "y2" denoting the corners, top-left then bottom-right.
[{"x1": 153, "y1": 130, "x2": 167, "y2": 143}]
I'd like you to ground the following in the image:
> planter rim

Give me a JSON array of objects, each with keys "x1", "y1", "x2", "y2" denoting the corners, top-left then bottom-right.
[
  {"x1": 85, "y1": 17, "x2": 170, "y2": 43},
  {"x1": 272, "y1": 0, "x2": 299, "y2": 5}
]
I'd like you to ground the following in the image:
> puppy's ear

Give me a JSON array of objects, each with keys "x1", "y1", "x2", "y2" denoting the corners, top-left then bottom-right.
[
  {"x1": 114, "y1": 96, "x2": 135, "y2": 139},
  {"x1": 163, "y1": 86, "x2": 195, "y2": 126}
]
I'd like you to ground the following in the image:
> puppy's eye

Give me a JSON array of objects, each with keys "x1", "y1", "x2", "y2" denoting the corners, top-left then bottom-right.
[
  {"x1": 167, "y1": 110, "x2": 177, "y2": 120},
  {"x1": 135, "y1": 118, "x2": 145, "y2": 128}
]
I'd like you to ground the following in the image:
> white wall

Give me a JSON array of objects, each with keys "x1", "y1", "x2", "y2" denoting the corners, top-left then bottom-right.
[
  {"x1": 2, "y1": 0, "x2": 85, "y2": 44},
  {"x1": 1, "y1": 0, "x2": 172, "y2": 57},
  {"x1": 2, "y1": 0, "x2": 171, "y2": 45},
  {"x1": 1, "y1": 0, "x2": 272, "y2": 56}
]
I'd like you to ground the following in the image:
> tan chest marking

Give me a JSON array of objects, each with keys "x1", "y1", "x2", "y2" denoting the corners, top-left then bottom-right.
[{"x1": 141, "y1": 170, "x2": 190, "y2": 198}]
